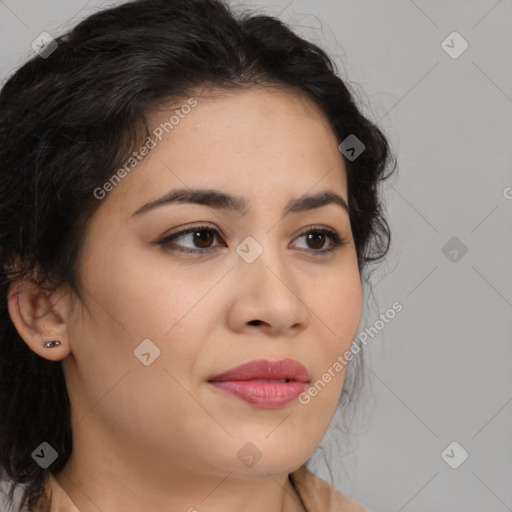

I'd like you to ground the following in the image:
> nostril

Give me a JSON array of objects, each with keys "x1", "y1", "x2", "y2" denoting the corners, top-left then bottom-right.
[{"x1": 248, "y1": 320, "x2": 262, "y2": 326}]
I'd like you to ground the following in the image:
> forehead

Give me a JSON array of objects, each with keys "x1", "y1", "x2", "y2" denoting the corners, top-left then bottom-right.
[{"x1": 101, "y1": 86, "x2": 347, "y2": 216}]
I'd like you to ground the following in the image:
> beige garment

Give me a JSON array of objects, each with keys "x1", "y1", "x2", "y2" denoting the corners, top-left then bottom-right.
[
  {"x1": 37, "y1": 465, "x2": 369, "y2": 512},
  {"x1": 288, "y1": 465, "x2": 370, "y2": 512}
]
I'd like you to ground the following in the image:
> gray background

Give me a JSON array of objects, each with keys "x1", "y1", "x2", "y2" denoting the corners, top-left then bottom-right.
[{"x1": 1, "y1": 1, "x2": 511, "y2": 511}]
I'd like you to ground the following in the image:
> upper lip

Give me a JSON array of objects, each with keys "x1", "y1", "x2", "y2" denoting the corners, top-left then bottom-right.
[{"x1": 208, "y1": 358, "x2": 310, "y2": 383}]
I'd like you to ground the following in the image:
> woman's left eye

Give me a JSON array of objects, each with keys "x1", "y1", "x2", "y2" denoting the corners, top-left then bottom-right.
[
  {"x1": 291, "y1": 229, "x2": 344, "y2": 253},
  {"x1": 158, "y1": 224, "x2": 347, "y2": 255}
]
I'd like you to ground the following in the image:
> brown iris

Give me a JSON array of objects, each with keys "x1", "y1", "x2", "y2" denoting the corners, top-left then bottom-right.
[
  {"x1": 305, "y1": 232, "x2": 326, "y2": 250},
  {"x1": 192, "y1": 229, "x2": 215, "y2": 248}
]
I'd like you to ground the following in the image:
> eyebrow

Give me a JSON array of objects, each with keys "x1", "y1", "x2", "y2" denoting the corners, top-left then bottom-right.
[{"x1": 129, "y1": 188, "x2": 349, "y2": 219}]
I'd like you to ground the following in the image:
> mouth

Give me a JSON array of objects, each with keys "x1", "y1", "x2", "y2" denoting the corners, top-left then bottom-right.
[{"x1": 207, "y1": 359, "x2": 310, "y2": 409}]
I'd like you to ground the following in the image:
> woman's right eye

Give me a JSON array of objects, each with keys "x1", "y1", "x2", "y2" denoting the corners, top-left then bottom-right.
[{"x1": 158, "y1": 225, "x2": 225, "y2": 254}]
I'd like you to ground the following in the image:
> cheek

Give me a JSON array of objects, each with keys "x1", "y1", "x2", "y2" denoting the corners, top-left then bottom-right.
[
  {"x1": 80, "y1": 244, "x2": 219, "y2": 340},
  {"x1": 64, "y1": 264, "x2": 214, "y2": 441},
  {"x1": 70, "y1": 250, "x2": 223, "y2": 400},
  {"x1": 314, "y1": 268, "x2": 363, "y2": 351},
  {"x1": 295, "y1": 271, "x2": 362, "y2": 430}
]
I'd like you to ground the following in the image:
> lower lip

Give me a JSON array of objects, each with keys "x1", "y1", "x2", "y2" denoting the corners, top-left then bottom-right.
[{"x1": 207, "y1": 380, "x2": 308, "y2": 408}]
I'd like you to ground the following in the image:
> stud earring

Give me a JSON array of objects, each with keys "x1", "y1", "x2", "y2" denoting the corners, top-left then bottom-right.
[{"x1": 43, "y1": 340, "x2": 61, "y2": 348}]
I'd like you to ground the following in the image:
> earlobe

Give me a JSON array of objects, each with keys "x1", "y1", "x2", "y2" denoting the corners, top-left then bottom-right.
[{"x1": 7, "y1": 277, "x2": 71, "y2": 361}]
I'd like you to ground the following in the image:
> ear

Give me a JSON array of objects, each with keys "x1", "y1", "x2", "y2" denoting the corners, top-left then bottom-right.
[{"x1": 7, "y1": 274, "x2": 72, "y2": 361}]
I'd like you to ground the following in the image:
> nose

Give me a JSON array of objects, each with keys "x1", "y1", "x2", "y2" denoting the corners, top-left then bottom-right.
[{"x1": 225, "y1": 244, "x2": 309, "y2": 337}]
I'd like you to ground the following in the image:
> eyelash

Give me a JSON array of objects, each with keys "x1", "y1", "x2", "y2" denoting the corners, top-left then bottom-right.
[{"x1": 158, "y1": 224, "x2": 348, "y2": 256}]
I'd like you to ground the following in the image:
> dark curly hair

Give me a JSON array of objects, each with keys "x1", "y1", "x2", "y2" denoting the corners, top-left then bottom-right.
[{"x1": 0, "y1": 0, "x2": 396, "y2": 510}]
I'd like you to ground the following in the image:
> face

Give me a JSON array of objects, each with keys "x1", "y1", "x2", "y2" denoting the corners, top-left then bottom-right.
[{"x1": 56, "y1": 86, "x2": 363, "y2": 481}]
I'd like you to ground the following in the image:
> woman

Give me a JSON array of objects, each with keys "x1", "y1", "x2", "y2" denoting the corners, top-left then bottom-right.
[{"x1": 0, "y1": 0, "x2": 395, "y2": 510}]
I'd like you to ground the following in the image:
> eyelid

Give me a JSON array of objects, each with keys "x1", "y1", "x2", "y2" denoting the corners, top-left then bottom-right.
[{"x1": 160, "y1": 222, "x2": 224, "y2": 243}]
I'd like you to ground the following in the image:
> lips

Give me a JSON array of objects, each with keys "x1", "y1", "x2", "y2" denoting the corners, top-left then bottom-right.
[{"x1": 208, "y1": 358, "x2": 310, "y2": 383}]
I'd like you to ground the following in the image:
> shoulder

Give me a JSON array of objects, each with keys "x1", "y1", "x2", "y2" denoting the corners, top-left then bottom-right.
[{"x1": 289, "y1": 465, "x2": 373, "y2": 512}]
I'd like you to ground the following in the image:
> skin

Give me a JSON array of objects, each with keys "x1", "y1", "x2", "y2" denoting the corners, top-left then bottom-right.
[{"x1": 8, "y1": 86, "x2": 363, "y2": 512}]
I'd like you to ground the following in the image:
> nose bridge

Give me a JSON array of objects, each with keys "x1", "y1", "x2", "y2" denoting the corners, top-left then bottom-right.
[
  {"x1": 236, "y1": 231, "x2": 287, "y2": 285},
  {"x1": 234, "y1": 231, "x2": 303, "y2": 314}
]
